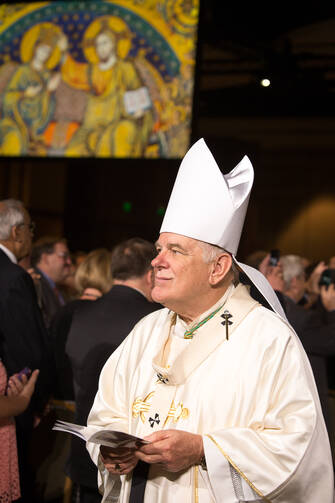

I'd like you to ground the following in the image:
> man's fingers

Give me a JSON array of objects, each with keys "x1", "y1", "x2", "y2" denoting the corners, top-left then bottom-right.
[
  {"x1": 100, "y1": 446, "x2": 137, "y2": 467},
  {"x1": 100, "y1": 445, "x2": 132, "y2": 457},
  {"x1": 103, "y1": 453, "x2": 136, "y2": 464},
  {"x1": 143, "y1": 429, "x2": 171, "y2": 443},
  {"x1": 135, "y1": 450, "x2": 165, "y2": 464},
  {"x1": 105, "y1": 459, "x2": 138, "y2": 474}
]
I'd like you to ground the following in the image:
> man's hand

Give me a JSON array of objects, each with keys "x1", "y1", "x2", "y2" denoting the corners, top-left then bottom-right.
[
  {"x1": 259, "y1": 254, "x2": 284, "y2": 292},
  {"x1": 307, "y1": 261, "x2": 327, "y2": 295},
  {"x1": 100, "y1": 445, "x2": 138, "y2": 475},
  {"x1": 320, "y1": 284, "x2": 335, "y2": 312},
  {"x1": 135, "y1": 430, "x2": 203, "y2": 473}
]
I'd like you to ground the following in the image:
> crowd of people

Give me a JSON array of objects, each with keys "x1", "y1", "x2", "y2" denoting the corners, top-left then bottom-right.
[
  {"x1": 0, "y1": 202, "x2": 161, "y2": 502},
  {"x1": 0, "y1": 139, "x2": 335, "y2": 502}
]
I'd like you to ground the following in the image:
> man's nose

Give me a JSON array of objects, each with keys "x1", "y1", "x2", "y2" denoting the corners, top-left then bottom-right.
[
  {"x1": 151, "y1": 254, "x2": 159, "y2": 268},
  {"x1": 151, "y1": 251, "x2": 165, "y2": 268}
]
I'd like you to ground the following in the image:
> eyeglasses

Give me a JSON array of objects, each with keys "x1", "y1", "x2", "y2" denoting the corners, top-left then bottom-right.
[
  {"x1": 55, "y1": 252, "x2": 71, "y2": 260},
  {"x1": 19, "y1": 221, "x2": 36, "y2": 233}
]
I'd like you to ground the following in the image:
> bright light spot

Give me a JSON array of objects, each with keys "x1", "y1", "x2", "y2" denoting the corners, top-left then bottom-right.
[{"x1": 260, "y1": 78, "x2": 271, "y2": 87}]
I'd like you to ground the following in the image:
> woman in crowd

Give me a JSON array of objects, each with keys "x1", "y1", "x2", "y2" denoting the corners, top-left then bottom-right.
[
  {"x1": 51, "y1": 248, "x2": 113, "y2": 400},
  {"x1": 0, "y1": 361, "x2": 39, "y2": 502}
]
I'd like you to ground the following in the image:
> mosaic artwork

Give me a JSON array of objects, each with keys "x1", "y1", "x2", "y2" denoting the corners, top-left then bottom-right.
[{"x1": 0, "y1": 1, "x2": 199, "y2": 158}]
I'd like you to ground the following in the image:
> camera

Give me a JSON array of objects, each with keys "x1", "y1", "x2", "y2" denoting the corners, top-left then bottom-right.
[
  {"x1": 269, "y1": 249, "x2": 280, "y2": 267},
  {"x1": 318, "y1": 269, "x2": 335, "y2": 289},
  {"x1": 18, "y1": 367, "x2": 31, "y2": 381}
]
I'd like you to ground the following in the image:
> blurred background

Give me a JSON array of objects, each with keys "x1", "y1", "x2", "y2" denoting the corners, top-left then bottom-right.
[{"x1": 1, "y1": 2, "x2": 335, "y2": 262}]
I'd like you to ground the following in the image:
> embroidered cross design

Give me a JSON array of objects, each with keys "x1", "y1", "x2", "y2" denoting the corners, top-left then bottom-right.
[
  {"x1": 149, "y1": 413, "x2": 160, "y2": 428},
  {"x1": 157, "y1": 373, "x2": 169, "y2": 384},
  {"x1": 132, "y1": 392, "x2": 154, "y2": 422},
  {"x1": 221, "y1": 310, "x2": 233, "y2": 340},
  {"x1": 133, "y1": 393, "x2": 189, "y2": 425},
  {"x1": 165, "y1": 401, "x2": 189, "y2": 425}
]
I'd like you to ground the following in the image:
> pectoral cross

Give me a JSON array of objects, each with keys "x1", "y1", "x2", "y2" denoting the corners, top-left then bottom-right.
[
  {"x1": 221, "y1": 310, "x2": 233, "y2": 340},
  {"x1": 157, "y1": 373, "x2": 169, "y2": 384}
]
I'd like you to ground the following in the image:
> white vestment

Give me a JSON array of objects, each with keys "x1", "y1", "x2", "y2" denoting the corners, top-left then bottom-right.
[{"x1": 87, "y1": 284, "x2": 334, "y2": 502}]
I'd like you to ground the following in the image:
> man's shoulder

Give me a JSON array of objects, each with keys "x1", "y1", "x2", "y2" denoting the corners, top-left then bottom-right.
[
  {"x1": 249, "y1": 303, "x2": 289, "y2": 324},
  {"x1": 246, "y1": 304, "x2": 295, "y2": 342},
  {"x1": 0, "y1": 253, "x2": 31, "y2": 286},
  {"x1": 76, "y1": 285, "x2": 158, "y2": 319},
  {"x1": 0, "y1": 249, "x2": 17, "y2": 274},
  {"x1": 0, "y1": 259, "x2": 37, "y2": 313},
  {"x1": 70, "y1": 286, "x2": 165, "y2": 341}
]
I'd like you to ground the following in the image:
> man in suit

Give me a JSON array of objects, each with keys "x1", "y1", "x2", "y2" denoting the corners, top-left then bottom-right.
[
  {"x1": 0, "y1": 199, "x2": 53, "y2": 502},
  {"x1": 31, "y1": 236, "x2": 72, "y2": 329},
  {"x1": 65, "y1": 237, "x2": 161, "y2": 503}
]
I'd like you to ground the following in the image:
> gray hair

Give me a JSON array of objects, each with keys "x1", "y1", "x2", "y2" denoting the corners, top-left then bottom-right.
[
  {"x1": 280, "y1": 254, "x2": 305, "y2": 290},
  {"x1": 0, "y1": 199, "x2": 25, "y2": 240},
  {"x1": 197, "y1": 241, "x2": 225, "y2": 263},
  {"x1": 197, "y1": 240, "x2": 239, "y2": 282}
]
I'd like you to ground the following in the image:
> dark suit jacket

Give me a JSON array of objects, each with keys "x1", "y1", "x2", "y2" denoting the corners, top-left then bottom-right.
[
  {"x1": 50, "y1": 298, "x2": 91, "y2": 400},
  {"x1": 65, "y1": 285, "x2": 161, "y2": 488},
  {"x1": 0, "y1": 249, "x2": 53, "y2": 429},
  {"x1": 35, "y1": 267, "x2": 63, "y2": 329}
]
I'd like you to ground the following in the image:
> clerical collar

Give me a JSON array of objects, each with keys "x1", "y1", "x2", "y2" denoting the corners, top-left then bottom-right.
[
  {"x1": 174, "y1": 283, "x2": 235, "y2": 339},
  {"x1": 0, "y1": 244, "x2": 17, "y2": 264}
]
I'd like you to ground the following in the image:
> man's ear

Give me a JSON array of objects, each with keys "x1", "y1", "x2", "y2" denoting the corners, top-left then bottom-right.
[
  {"x1": 145, "y1": 268, "x2": 154, "y2": 288},
  {"x1": 209, "y1": 253, "x2": 232, "y2": 286},
  {"x1": 11, "y1": 225, "x2": 22, "y2": 243},
  {"x1": 39, "y1": 252, "x2": 49, "y2": 267},
  {"x1": 290, "y1": 277, "x2": 298, "y2": 291}
]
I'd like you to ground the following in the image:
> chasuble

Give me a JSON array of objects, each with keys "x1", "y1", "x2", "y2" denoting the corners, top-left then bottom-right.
[{"x1": 87, "y1": 284, "x2": 334, "y2": 502}]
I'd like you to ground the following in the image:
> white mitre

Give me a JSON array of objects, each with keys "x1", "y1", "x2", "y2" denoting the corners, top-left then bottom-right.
[{"x1": 160, "y1": 138, "x2": 286, "y2": 319}]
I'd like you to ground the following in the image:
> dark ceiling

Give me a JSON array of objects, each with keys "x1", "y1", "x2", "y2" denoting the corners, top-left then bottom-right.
[
  {"x1": 197, "y1": 4, "x2": 335, "y2": 117},
  {"x1": 201, "y1": 4, "x2": 335, "y2": 44}
]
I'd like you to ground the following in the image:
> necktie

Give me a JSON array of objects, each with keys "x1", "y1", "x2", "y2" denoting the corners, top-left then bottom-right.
[{"x1": 129, "y1": 460, "x2": 149, "y2": 503}]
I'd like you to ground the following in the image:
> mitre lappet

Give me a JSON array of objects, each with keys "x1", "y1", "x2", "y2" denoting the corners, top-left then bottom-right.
[{"x1": 160, "y1": 137, "x2": 286, "y2": 319}]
